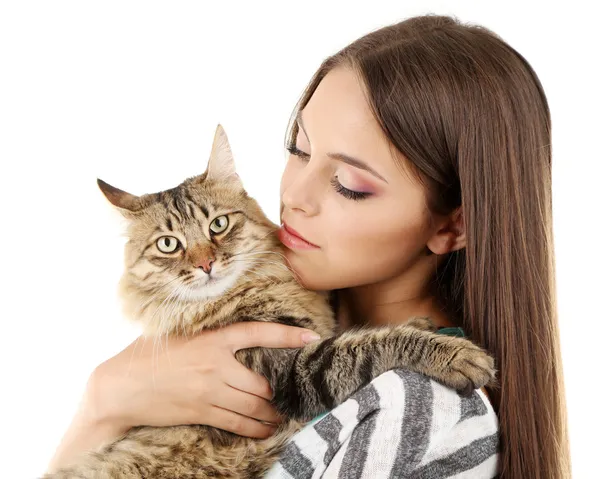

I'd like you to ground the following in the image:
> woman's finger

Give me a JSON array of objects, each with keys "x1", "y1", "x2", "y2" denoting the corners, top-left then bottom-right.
[
  {"x1": 203, "y1": 405, "x2": 279, "y2": 439},
  {"x1": 221, "y1": 359, "x2": 274, "y2": 401},
  {"x1": 221, "y1": 321, "x2": 321, "y2": 352},
  {"x1": 212, "y1": 385, "x2": 282, "y2": 424}
]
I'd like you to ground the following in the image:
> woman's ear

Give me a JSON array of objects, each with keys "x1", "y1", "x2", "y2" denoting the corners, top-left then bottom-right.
[{"x1": 426, "y1": 206, "x2": 466, "y2": 255}]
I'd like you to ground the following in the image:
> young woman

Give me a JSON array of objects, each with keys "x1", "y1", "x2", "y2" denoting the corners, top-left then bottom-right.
[{"x1": 47, "y1": 14, "x2": 570, "y2": 479}]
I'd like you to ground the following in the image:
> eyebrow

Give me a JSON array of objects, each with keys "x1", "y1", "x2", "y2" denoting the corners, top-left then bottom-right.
[{"x1": 297, "y1": 111, "x2": 388, "y2": 184}]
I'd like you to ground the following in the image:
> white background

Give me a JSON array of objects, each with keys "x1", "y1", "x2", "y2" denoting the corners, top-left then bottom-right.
[{"x1": 1, "y1": 1, "x2": 598, "y2": 477}]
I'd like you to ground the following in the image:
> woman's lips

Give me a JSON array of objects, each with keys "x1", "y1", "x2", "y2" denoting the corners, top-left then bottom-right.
[{"x1": 277, "y1": 222, "x2": 319, "y2": 250}]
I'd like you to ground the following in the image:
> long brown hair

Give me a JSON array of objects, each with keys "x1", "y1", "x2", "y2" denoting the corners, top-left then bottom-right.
[{"x1": 284, "y1": 14, "x2": 570, "y2": 479}]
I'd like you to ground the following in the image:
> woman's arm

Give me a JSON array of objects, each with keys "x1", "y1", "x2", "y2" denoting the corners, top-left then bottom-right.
[
  {"x1": 46, "y1": 322, "x2": 318, "y2": 474},
  {"x1": 45, "y1": 399, "x2": 128, "y2": 474}
]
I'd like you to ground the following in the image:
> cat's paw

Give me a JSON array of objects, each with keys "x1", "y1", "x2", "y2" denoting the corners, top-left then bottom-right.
[{"x1": 435, "y1": 338, "x2": 496, "y2": 396}]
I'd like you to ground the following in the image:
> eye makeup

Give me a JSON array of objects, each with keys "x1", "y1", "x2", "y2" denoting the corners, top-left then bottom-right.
[{"x1": 285, "y1": 143, "x2": 375, "y2": 202}]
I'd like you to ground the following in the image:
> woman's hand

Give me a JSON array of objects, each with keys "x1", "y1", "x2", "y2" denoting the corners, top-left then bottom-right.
[
  {"x1": 46, "y1": 321, "x2": 320, "y2": 474},
  {"x1": 85, "y1": 321, "x2": 321, "y2": 439}
]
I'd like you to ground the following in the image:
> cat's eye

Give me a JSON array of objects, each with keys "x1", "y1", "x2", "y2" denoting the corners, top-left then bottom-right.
[
  {"x1": 210, "y1": 215, "x2": 229, "y2": 235},
  {"x1": 156, "y1": 236, "x2": 180, "y2": 253}
]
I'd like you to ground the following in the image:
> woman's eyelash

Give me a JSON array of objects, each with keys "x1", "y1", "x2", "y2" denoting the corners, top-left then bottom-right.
[
  {"x1": 285, "y1": 143, "x2": 372, "y2": 202},
  {"x1": 285, "y1": 144, "x2": 309, "y2": 159},
  {"x1": 330, "y1": 177, "x2": 371, "y2": 201}
]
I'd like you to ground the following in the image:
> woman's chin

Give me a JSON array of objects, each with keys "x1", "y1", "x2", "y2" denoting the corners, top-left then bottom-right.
[{"x1": 283, "y1": 248, "x2": 345, "y2": 291}]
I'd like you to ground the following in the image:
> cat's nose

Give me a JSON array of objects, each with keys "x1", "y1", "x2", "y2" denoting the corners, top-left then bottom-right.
[{"x1": 196, "y1": 259, "x2": 214, "y2": 274}]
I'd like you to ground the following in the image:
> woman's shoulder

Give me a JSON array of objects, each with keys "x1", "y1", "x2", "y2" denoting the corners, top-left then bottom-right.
[
  {"x1": 267, "y1": 369, "x2": 499, "y2": 478},
  {"x1": 353, "y1": 369, "x2": 500, "y2": 478},
  {"x1": 348, "y1": 369, "x2": 500, "y2": 464},
  {"x1": 373, "y1": 368, "x2": 498, "y2": 426}
]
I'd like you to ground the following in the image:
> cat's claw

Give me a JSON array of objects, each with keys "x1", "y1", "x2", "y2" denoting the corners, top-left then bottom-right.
[
  {"x1": 432, "y1": 338, "x2": 496, "y2": 396},
  {"x1": 405, "y1": 318, "x2": 496, "y2": 396}
]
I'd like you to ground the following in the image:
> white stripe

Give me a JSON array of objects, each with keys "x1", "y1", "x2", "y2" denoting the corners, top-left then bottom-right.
[
  {"x1": 321, "y1": 433, "x2": 351, "y2": 478},
  {"x1": 419, "y1": 390, "x2": 499, "y2": 466},
  {"x1": 446, "y1": 453, "x2": 499, "y2": 478},
  {"x1": 370, "y1": 369, "x2": 402, "y2": 408},
  {"x1": 418, "y1": 380, "x2": 462, "y2": 467},
  {"x1": 360, "y1": 372, "x2": 406, "y2": 477},
  {"x1": 288, "y1": 425, "x2": 328, "y2": 469},
  {"x1": 330, "y1": 398, "x2": 360, "y2": 443}
]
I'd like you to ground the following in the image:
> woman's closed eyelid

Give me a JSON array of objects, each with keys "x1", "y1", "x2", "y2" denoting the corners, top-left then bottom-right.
[
  {"x1": 288, "y1": 144, "x2": 309, "y2": 158},
  {"x1": 286, "y1": 144, "x2": 373, "y2": 201}
]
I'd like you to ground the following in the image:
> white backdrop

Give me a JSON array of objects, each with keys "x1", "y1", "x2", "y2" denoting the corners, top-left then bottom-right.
[{"x1": 1, "y1": 1, "x2": 598, "y2": 477}]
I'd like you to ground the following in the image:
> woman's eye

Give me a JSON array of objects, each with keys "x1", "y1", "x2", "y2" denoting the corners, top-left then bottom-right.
[
  {"x1": 156, "y1": 236, "x2": 180, "y2": 253},
  {"x1": 286, "y1": 142, "x2": 371, "y2": 202},
  {"x1": 285, "y1": 143, "x2": 310, "y2": 161},
  {"x1": 210, "y1": 215, "x2": 229, "y2": 235},
  {"x1": 331, "y1": 177, "x2": 372, "y2": 201}
]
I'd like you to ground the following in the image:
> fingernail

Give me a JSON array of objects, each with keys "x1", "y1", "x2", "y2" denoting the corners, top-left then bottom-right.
[{"x1": 301, "y1": 332, "x2": 321, "y2": 344}]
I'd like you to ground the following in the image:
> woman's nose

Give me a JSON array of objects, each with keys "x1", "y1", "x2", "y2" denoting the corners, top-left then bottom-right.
[{"x1": 281, "y1": 166, "x2": 321, "y2": 217}]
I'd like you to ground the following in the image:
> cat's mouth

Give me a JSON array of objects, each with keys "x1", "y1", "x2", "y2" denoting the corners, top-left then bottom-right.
[{"x1": 192, "y1": 274, "x2": 219, "y2": 285}]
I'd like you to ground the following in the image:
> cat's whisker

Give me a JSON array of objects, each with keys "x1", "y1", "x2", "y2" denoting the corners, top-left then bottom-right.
[
  {"x1": 246, "y1": 266, "x2": 286, "y2": 284},
  {"x1": 229, "y1": 260, "x2": 286, "y2": 282},
  {"x1": 162, "y1": 288, "x2": 180, "y2": 336},
  {"x1": 180, "y1": 286, "x2": 193, "y2": 340},
  {"x1": 246, "y1": 228, "x2": 279, "y2": 245},
  {"x1": 168, "y1": 285, "x2": 192, "y2": 340},
  {"x1": 155, "y1": 282, "x2": 186, "y2": 370},
  {"x1": 159, "y1": 284, "x2": 184, "y2": 348},
  {"x1": 229, "y1": 259, "x2": 291, "y2": 281},
  {"x1": 148, "y1": 283, "x2": 180, "y2": 325},
  {"x1": 228, "y1": 244, "x2": 304, "y2": 278},
  {"x1": 231, "y1": 250, "x2": 302, "y2": 280},
  {"x1": 148, "y1": 285, "x2": 182, "y2": 368},
  {"x1": 240, "y1": 267, "x2": 278, "y2": 285},
  {"x1": 126, "y1": 334, "x2": 147, "y2": 379},
  {"x1": 227, "y1": 253, "x2": 289, "y2": 271},
  {"x1": 178, "y1": 291, "x2": 191, "y2": 341},
  {"x1": 137, "y1": 275, "x2": 183, "y2": 313},
  {"x1": 232, "y1": 256, "x2": 290, "y2": 272},
  {"x1": 230, "y1": 249, "x2": 286, "y2": 261}
]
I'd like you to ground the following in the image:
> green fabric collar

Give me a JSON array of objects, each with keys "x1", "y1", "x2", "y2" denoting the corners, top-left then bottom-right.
[{"x1": 436, "y1": 326, "x2": 466, "y2": 338}]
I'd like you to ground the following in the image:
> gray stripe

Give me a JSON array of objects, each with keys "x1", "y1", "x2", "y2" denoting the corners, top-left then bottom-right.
[
  {"x1": 338, "y1": 383, "x2": 381, "y2": 478},
  {"x1": 392, "y1": 370, "x2": 434, "y2": 476},
  {"x1": 314, "y1": 413, "x2": 343, "y2": 465},
  {"x1": 411, "y1": 432, "x2": 500, "y2": 478},
  {"x1": 350, "y1": 382, "x2": 381, "y2": 420},
  {"x1": 338, "y1": 410, "x2": 380, "y2": 478},
  {"x1": 278, "y1": 440, "x2": 315, "y2": 479},
  {"x1": 459, "y1": 393, "x2": 488, "y2": 423}
]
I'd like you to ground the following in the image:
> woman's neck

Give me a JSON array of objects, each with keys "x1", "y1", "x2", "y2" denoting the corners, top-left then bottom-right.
[{"x1": 336, "y1": 275, "x2": 457, "y2": 331}]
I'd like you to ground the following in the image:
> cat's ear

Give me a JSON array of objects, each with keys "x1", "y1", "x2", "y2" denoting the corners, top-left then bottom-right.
[
  {"x1": 97, "y1": 178, "x2": 143, "y2": 218},
  {"x1": 205, "y1": 124, "x2": 243, "y2": 188}
]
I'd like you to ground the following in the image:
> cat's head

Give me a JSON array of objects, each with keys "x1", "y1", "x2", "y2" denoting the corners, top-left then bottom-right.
[{"x1": 98, "y1": 124, "x2": 281, "y2": 310}]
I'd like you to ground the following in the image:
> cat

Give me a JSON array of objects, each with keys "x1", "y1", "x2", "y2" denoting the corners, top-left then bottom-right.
[{"x1": 44, "y1": 124, "x2": 495, "y2": 478}]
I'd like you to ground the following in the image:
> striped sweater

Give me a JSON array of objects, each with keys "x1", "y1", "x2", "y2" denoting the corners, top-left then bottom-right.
[{"x1": 265, "y1": 369, "x2": 500, "y2": 478}]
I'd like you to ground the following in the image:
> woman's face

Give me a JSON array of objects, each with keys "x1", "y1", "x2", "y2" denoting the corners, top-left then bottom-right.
[{"x1": 279, "y1": 66, "x2": 436, "y2": 292}]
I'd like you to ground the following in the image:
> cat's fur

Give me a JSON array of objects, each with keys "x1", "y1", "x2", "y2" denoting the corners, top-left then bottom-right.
[{"x1": 44, "y1": 125, "x2": 495, "y2": 478}]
